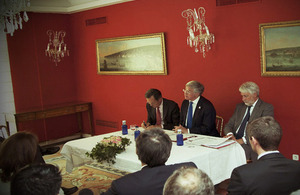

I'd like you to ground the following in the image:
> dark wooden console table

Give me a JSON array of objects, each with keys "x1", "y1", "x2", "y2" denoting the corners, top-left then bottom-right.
[{"x1": 14, "y1": 102, "x2": 94, "y2": 138}]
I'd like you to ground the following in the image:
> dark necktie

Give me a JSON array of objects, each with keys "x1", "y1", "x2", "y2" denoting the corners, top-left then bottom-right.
[
  {"x1": 156, "y1": 107, "x2": 161, "y2": 125},
  {"x1": 187, "y1": 102, "x2": 193, "y2": 129},
  {"x1": 236, "y1": 106, "x2": 252, "y2": 139}
]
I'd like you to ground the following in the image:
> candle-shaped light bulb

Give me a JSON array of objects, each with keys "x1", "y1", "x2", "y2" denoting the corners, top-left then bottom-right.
[
  {"x1": 205, "y1": 26, "x2": 210, "y2": 35},
  {"x1": 194, "y1": 8, "x2": 198, "y2": 18}
]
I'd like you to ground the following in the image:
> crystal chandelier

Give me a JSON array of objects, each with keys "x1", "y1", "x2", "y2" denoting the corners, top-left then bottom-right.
[
  {"x1": 182, "y1": 7, "x2": 215, "y2": 58},
  {"x1": 0, "y1": 0, "x2": 30, "y2": 36},
  {"x1": 45, "y1": 30, "x2": 69, "y2": 66}
]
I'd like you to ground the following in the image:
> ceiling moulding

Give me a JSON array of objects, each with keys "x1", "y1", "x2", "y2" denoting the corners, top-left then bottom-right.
[{"x1": 28, "y1": 0, "x2": 134, "y2": 14}]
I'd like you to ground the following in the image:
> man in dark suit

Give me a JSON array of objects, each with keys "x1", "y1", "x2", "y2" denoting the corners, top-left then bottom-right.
[
  {"x1": 101, "y1": 128, "x2": 197, "y2": 195},
  {"x1": 141, "y1": 89, "x2": 180, "y2": 130},
  {"x1": 224, "y1": 81, "x2": 274, "y2": 161},
  {"x1": 228, "y1": 116, "x2": 300, "y2": 195},
  {"x1": 174, "y1": 80, "x2": 219, "y2": 137}
]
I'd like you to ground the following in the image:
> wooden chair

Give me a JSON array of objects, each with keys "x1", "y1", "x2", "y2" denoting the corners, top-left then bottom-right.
[{"x1": 216, "y1": 115, "x2": 224, "y2": 137}]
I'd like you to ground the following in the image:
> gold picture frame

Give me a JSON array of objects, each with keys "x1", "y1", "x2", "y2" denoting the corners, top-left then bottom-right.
[
  {"x1": 96, "y1": 32, "x2": 167, "y2": 75},
  {"x1": 260, "y1": 20, "x2": 300, "y2": 76}
]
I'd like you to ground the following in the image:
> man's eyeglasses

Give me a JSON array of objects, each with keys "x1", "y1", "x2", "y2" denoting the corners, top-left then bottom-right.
[{"x1": 183, "y1": 89, "x2": 193, "y2": 94}]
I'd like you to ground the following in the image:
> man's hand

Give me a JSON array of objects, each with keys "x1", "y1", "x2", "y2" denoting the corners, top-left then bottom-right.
[
  {"x1": 141, "y1": 121, "x2": 150, "y2": 129},
  {"x1": 141, "y1": 122, "x2": 162, "y2": 130},
  {"x1": 236, "y1": 138, "x2": 244, "y2": 144},
  {"x1": 173, "y1": 125, "x2": 188, "y2": 134}
]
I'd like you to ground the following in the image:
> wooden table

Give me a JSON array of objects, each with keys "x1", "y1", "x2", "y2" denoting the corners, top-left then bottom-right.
[{"x1": 14, "y1": 102, "x2": 94, "y2": 138}]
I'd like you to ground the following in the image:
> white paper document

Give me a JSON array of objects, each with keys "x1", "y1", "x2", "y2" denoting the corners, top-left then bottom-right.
[
  {"x1": 163, "y1": 130, "x2": 236, "y2": 149},
  {"x1": 186, "y1": 136, "x2": 236, "y2": 149}
]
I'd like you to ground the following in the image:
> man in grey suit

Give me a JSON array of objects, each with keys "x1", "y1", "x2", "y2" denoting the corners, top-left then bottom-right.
[
  {"x1": 228, "y1": 116, "x2": 300, "y2": 194},
  {"x1": 101, "y1": 128, "x2": 196, "y2": 195},
  {"x1": 224, "y1": 81, "x2": 274, "y2": 161}
]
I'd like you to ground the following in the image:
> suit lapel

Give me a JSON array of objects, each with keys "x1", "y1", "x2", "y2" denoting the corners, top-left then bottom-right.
[
  {"x1": 236, "y1": 104, "x2": 247, "y2": 126},
  {"x1": 192, "y1": 98, "x2": 202, "y2": 126},
  {"x1": 163, "y1": 99, "x2": 167, "y2": 121},
  {"x1": 150, "y1": 106, "x2": 156, "y2": 121},
  {"x1": 182, "y1": 100, "x2": 188, "y2": 125},
  {"x1": 249, "y1": 99, "x2": 262, "y2": 121}
]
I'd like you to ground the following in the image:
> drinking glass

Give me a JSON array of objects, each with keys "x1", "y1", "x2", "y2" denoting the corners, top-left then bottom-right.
[{"x1": 130, "y1": 124, "x2": 136, "y2": 135}]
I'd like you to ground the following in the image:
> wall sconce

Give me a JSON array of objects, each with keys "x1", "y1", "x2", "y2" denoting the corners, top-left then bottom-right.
[
  {"x1": 45, "y1": 30, "x2": 69, "y2": 65},
  {"x1": 182, "y1": 7, "x2": 215, "y2": 58},
  {"x1": 0, "y1": 0, "x2": 30, "y2": 36}
]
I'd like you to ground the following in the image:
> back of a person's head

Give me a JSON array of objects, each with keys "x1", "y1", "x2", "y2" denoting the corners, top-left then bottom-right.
[
  {"x1": 0, "y1": 131, "x2": 38, "y2": 182},
  {"x1": 136, "y1": 128, "x2": 172, "y2": 167},
  {"x1": 247, "y1": 116, "x2": 282, "y2": 151},
  {"x1": 163, "y1": 167, "x2": 214, "y2": 195},
  {"x1": 11, "y1": 164, "x2": 62, "y2": 195}
]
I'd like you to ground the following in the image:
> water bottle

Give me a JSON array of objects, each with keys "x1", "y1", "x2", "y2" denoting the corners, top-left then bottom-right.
[
  {"x1": 122, "y1": 120, "x2": 128, "y2": 135},
  {"x1": 134, "y1": 125, "x2": 140, "y2": 140},
  {"x1": 177, "y1": 129, "x2": 183, "y2": 146}
]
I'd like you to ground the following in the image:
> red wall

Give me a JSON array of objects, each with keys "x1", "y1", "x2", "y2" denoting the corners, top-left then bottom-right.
[
  {"x1": 8, "y1": 13, "x2": 79, "y2": 141},
  {"x1": 7, "y1": 0, "x2": 300, "y2": 158}
]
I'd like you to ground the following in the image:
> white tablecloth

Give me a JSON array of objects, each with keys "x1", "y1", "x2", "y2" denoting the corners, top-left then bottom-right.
[{"x1": 60, "y1": 130, "x2": 246, "y2": 184}]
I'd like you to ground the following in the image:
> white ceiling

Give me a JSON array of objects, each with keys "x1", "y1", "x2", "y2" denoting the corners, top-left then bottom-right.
[{"x1": 28, "y1": 0, "x2": 134, "y2": 14}]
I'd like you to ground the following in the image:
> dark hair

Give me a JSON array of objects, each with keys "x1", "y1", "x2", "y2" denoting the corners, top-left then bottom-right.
[
  {"x1": 11, "y1": 164, "x2": 62, "y2": 195},
  {"x1": 246, "y1": 116, "x2": 282, "y2": 151},
  {"x1": 136, "y1": 128, "x2": 172, "y2": 167},
  {"x1": 145, "y1": 89, "x2": 162, "y2": 100},
  {"x1": 163, "y1": 167, "x2": 214, "y2": 195},
  {"x1": 0, "y1": 131, "x2": 38, "y2": 182}
]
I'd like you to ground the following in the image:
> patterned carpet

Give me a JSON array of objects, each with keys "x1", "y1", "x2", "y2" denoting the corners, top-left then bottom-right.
[{"x1": 44, "y1": 149, "x2": 129, "y2": 195}]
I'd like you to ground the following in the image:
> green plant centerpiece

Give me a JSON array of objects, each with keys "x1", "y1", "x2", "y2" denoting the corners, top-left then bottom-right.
[{"x1": 86, "y1": 135, "x2": 131, "y2": 164}]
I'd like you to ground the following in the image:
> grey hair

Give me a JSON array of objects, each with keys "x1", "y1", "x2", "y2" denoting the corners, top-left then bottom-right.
[
  {"x1": 186, "y1": 81, "x2": 204, "y2": 95},
  {"x1": 239, "y1": 81, "x2": 259, "y2": 96},
  {"x1": 163, "y1": 167, "x2": 214, "y2": 195}
]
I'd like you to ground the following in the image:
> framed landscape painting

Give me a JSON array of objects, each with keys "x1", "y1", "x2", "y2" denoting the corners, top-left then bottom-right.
[
  {"x1": 96, "y1": 32, "x2": 167, "y2": 75},
  {"x1": 260, "y1": 20, "x2": 300, "y2": 76}
]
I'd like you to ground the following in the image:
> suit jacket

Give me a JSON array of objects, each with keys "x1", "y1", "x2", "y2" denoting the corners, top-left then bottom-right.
[
  {"x1": 223, "y1": 99, "x2": 274, "y2": 160},
  {"x1": 146, "y1": 98, "x2": 180, "y2": 130},
  {"x1": 180, "y1": 96, "x2": 219, "y2": 137},
  {"x1": 224, "y1": 99, "x2": 274, "y2": 136},
  {"x1": 228, "y1": 153, "x2": 300, "y2": 195},
  {"x1": 101, "y1": 162, "x2": 197, "y2": 195}
]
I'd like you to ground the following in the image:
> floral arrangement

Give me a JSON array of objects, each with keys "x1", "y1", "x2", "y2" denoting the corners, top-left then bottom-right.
[{"x1": 86, "y1": 135, "x2": 131, "y2": 164}]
